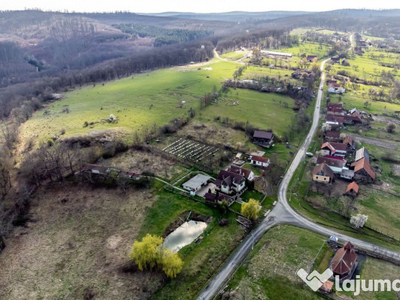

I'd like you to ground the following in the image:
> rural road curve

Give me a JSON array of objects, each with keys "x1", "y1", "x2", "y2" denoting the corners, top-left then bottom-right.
[{"x1": 197, "y1": 56, "x2": 400, "y2": 300}]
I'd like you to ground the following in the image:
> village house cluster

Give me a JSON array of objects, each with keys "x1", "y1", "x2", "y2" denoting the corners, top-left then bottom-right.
[
  {"x1": 181, "y1": 130, "x2": 274, "y2": 206},
  {"x1": 312, "y1": 102, "x2": 376, "y2": 197}
]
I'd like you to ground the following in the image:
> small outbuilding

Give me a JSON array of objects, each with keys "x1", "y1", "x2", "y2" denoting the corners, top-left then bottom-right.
[
  {"x1": 182, "y1": 174, "x2": 211, "y2": 194},
  {"x1": 345, "y1": 181, "x2": 359, "y2": 197}
]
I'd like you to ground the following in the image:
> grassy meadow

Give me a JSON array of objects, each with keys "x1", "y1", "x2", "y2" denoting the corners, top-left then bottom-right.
[{"x1": 20, "y1": 57, "x2": 297, "y2": 146}]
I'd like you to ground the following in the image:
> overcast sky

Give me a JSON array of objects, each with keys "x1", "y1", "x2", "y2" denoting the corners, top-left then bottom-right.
[{"x1": 2, "y1": 0, "x2": 400, "y2": 13}]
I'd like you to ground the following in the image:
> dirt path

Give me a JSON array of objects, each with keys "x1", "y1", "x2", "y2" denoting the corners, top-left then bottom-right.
[
  {"x1": 352, "y1": 134, "x2": 398, "y2": 149},
  {"x1": 373, "y1": 116, "x2": 400, "y2": 126}
]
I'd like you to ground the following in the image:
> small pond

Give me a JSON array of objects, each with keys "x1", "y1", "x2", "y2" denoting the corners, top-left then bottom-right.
[{"x1": 163, "y1": 220, "x2": 207, "y2": 252}]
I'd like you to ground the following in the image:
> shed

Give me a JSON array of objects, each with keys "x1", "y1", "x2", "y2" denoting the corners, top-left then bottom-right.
[{"x1": 182, "y1": 174, "x2": 211, "y2": 193}]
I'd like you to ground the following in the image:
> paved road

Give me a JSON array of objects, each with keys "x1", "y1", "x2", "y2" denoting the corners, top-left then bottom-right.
[
  {"x1": 197, "y1": 55, "x2": 400, "y2": 300},
  {"x1": 197, "y1": 216, "x2": 278, "y2": 300}
]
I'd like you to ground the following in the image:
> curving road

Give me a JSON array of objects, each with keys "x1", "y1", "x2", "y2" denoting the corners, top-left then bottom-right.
[{"x1": 197, "y1": 56, "x2": 400, "y2": 300}]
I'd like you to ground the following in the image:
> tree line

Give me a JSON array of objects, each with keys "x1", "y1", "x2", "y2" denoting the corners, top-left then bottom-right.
[
  {"x1": 0, "y1": 40, "x2": 214, "y2": 119},
  {"x1": 115, "y1": 23, "x2": 213, "y2": 47}
]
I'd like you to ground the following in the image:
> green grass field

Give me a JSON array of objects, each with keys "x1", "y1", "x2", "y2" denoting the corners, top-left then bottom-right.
[
  {"x1": 20, "y1": 58, "x2": 297, "y2": 145},
  {"x1": 220, "y1": 51, "x2": 247, "y2": 60},
  {"x1": 198, "y1": 89, "x2": 295, "y2": 136},
  {"x1": 329, "y1": 93, "x2": 400, "y2": 115},
  {"x1": 226, "y1": 225, "x2": 400, "y2": 300}
]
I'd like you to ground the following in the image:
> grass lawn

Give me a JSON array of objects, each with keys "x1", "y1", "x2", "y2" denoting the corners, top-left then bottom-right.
[
  {"x1": 142, "y1": 181, "x2": 246, "y2": 300},
  {"x1": 225, "y1": 225, "x2": 327, "y2": 300},
  {"x1": 220, "y1": 51, "x2": 247, "y2": 61},
  {"x1": 328, "y1": 93, "x2": 400, "y2": 115},
  {"x1": 197, "y1": 89, "x2": 295, "y2": 137}
]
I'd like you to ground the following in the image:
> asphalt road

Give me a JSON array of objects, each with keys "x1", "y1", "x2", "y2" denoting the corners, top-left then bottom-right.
[{"x1": 197, "y1": 57, "x2": 400, "y2": 300}]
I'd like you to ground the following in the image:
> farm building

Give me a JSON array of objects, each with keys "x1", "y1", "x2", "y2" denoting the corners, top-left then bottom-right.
[
  {"x1": 250, "y1": 155, "x2": 270, "y2": 168},
  {"x1": 351, "y1": 158, "x2": 375, "y2": 182},
  {"x1": 324, "y1": 131, "x2": 341, "y2": 142},
  {"x1": 328, "y1": 84, "x2": 346, "y2": 94},
  {"x1": 260, "y1": 50, "x2": 292, "y2": 58},
  {"x1": 330, "y1": 242, "x2": 358, "y2": 281},
  {"x1": 182, "y1": 174, "x2": 211, "y2": 193},
  {"x1": 321, "y1": 142, "x2": 347, "y2": 157},
  {"x1": 306, "y1": 55, "x2": 318, "y2": 62},
  {"x1": 312, "y1": 163, "x2": 335, "y2": 184},
  {"x1": 253, "y1": 131, "x2": 274, "y2": 148},
  {"x1": 340, "y1": 168, "x2": 354, "y2": 180},
  {"x1": 355, "y1": 147, "x2": 370, "y2": 162},
  {"x1": 345, "y1": 182, "x2": 359, "y2": 197}
]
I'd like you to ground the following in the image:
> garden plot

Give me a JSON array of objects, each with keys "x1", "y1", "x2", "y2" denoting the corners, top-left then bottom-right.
[{"x1": 163, "y1": 138, "x2": 219, "y2": 162}]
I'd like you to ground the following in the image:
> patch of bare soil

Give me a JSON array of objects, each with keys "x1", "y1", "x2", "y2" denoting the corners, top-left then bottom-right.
[
  {"x1": 393, "y1": 165, "x2": 400, "y2": 176},
  {"x1": 0, "y1": 182, "x2": 162, "y2": 300},
  {"x1": 353, "y1": 134, "x2": 398, "y2": 149},
  {"x1": 173, "y1": 121, "x2": 249, "y2": 149},
  {"x1": 373, "y1": 116, "x2": 400, "y2": 126},
  {"x1": 102, "y1": 148, "x2": 185, "y2": 180}
]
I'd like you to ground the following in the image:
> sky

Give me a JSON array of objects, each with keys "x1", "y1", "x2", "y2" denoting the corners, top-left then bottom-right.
[{"x1": 2, "y1": 0, "x2": 400, "y2": 13}]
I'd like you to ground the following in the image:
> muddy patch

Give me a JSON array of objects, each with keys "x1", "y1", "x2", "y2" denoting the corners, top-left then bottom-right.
[{"x1": 393, "y1": 165, "x2": 400, "y2": 176}]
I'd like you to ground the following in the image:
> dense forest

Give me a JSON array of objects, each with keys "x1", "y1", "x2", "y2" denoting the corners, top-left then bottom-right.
[{"x1": 114, "y1": 24, "x2": 213, "y2": 47}]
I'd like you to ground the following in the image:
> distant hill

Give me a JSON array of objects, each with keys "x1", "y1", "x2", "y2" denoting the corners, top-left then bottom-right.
[{"x1": 140, "y1": 11, "x2": 311, "y2": 22}]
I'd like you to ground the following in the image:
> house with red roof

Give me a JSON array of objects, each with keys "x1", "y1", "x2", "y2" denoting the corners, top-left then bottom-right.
[
  {"x1": 345, "y1": 182, "x2": 359, "y2": 198},
  {"x1": 351, "y1": 158, "x2": 375, "y2": 182},
  {"x1": 250, "y1": 155, "x2": 270, "y2": 168},
  {"x1": 321, "y1": 142, "x2": 348, "y2": 157},
  {"x1": 330, "y1": 242, "x2": 358, "y2": 281}
]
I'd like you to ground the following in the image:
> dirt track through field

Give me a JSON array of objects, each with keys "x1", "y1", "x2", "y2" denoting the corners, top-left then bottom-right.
[{"x1": 353, "y1": 134, "x2": 398, "y2": 149}]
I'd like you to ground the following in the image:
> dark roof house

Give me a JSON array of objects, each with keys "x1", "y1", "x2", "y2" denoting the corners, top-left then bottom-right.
[
  {"x1": 330, "y1": 242, "x2": 358, "y2": 280},
  {"x1": 253, "y1": 131, "x2": 274, "y2": 148}
]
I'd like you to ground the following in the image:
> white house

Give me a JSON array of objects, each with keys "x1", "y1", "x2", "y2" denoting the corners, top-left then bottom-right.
[{"x1": 250, "y1": 155, "x2": 270, "y2": 168}]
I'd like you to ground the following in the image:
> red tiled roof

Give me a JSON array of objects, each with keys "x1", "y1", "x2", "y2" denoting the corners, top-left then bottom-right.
[
  {"x1": 321, "y1": 142, "x2": 335, "y2": 152},
  {"x1": 251, "y1": 155, "x2": 269, "y2": 163},
  {"x1": 331, "y1": 242, "x2": 357, "y2": 276},
  {"x1": 351, "y1": 158, "x2": 376, "y2": 180},
  {"x1": 330, "y1": 142, "x2": 348, "y2": 151},
  {"x1": 346, "y1": 181, "x2": 359, "y2": 193}
]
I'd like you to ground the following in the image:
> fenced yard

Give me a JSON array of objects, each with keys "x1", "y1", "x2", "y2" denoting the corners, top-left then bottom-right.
[{"x1": 163, "y1": 138, "x2": 219, "y2": 163}]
